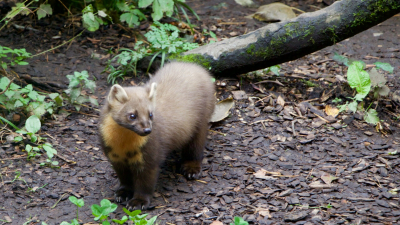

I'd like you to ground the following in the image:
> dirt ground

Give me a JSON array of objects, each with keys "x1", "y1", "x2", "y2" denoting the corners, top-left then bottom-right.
[{"x1": 1, "y1": 0, "x2": 400, "y2": 224}]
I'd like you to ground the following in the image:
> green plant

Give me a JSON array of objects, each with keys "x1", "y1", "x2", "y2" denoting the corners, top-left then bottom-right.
[
  {"x1": 91, "y1": 199, "x2": 117, "y2": 224},
  {"x1": 333, "y1": 53, "x2": 394, "y2": 125},
  {"x1": 332, "y1": 98, "x2": 342, "y2": 103},
  {"x1": 0, "y1": 46, "x2": 31, "y2": 69},
  {"x1": 69, "y1": 196, "x2": 84, "y2": 221},
  {"x1": 230, "y1": 216, "x2": 249, "y2": 225},
  {"x1": 64, "y1": 71, "x2": 98, "y2": 111},
  {"x1": 122, "y1": 208, "x2": 157, "y2": 225},
  {"x1": 13, "y1": 115, "x2": 59, "y2": 167},
  {"x1": 105, "y1": 22, "x2": 199, "y2": 83},
  {"x1": 82, "y1": 4, "x2": 111, "y2": 32},
  {"x1": 105, "y1": 41, "x2": 150, "y2": 83},
  {"x1": 145, "y1": 21, "x2": 199, "y2": 69},
  {"x1": 264, "y1": 65, "x2": 281, "y2": 76},
  {"x1": 0, "y1": 77, "x2": 62, "y2": 117}
]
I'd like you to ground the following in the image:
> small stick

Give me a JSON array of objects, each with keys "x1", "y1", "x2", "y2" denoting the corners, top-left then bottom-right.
[
  {"x1": 255, "y1": 80, "x2": 285, "y2": 86},
  {"x1": 292, "y1": 120, "x2": 296, "y2": 136},
  {"x1": 249, "y1": 119, "x2": 273, "y2": 125},
  {"x1": 51, "y1": 192, "x2": 69, "y2": 209},
  {"x1": 313, "y1": 113, "x2": 330, "y2": 123},
  {"x1": 0, "y1": 78, "x2": 15, "y2": 95}
]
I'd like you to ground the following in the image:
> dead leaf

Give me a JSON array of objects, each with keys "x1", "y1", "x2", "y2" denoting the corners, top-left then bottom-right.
[
  {"x1": 309, "y1": 181, "x2": 333, "y2": 189},
  {"x1": 246, "y1": 3, "x2": 296, "y2": 22},
  {"x1": 254, "y1": 169, "x2": 277, "y2": 180},
  {"x1": 369, "y1": 68, "x2": 387, "y2": 87},
  {"x1": 257, "y1": 207, "x2": 271, "y2": 218},
  {"x1": 277, "y1": 95, "x2": 285, "y2": 107},
  {"x1": 210, "y1": 97, "x2": 235, "y2": 122},
  {"x1": 235, "y1": 0, "x2": 257, "y2": 7},
  {"x1": 325, "y1": 105, "x2": 339, "y2": 117},
  {"x1": 232, "y1": 90, "x2": 248, "y2": 100},
  {"x1": 210, "y1": 221, "x2": 223, "y2": 225},
  {"x1": 321, "y1": 173, "x2": 338, "y2": 185}
]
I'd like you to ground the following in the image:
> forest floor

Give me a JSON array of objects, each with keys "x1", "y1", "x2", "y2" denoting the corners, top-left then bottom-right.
[{"x1": 0, "y1": 0, "x2": 400, "y2": 224}]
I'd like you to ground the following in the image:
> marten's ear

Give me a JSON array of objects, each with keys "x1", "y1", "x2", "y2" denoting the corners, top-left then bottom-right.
[
  {"x1": 148, "y1": 82, "x2": 157, "y2": 101},
  {"x1": 108, "y1": 84, "x2": 128, "y2": 104}
]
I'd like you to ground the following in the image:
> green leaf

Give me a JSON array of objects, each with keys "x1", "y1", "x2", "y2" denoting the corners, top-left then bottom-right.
[
  {"x1": 37, "y1": 4, "x2": 52, "y2": 20},
  {"x1": 91, "y1": 204, "x2": 102, "y2": 218},
  {"x1": 116, "y1": 2, "x2": 130, "y2": 11},
  {"x1": 348, "y1": 101, "x2": 357, "y2": 113},
  {"x1": 374, "y1": 62, "x2": 394, "y2": 73},
  {"x1": 14, "y1": 136, "x2": 23, "y2": 142},
  {"x1": 0, "y1": 77, "x2": 11, "y2": 90},
  {"x1": 7, "y1": 3, "x2": 30, "y2": 18},
  {"x1": 70, "y1": 88, "x2": 82, "y2": 102},
  {"x1": 369, "y1": 68, "x2": 387, "y2": 87},
  {"x1": 332, "y1": 52, "x2": 349, "y2": 66},
  {"x1": 43, "y1": 144, "x2": 57, "y2": 159},
  {"x1": 31, "y1": 102, "x2": 47, "y2": 117},
  {"x1": 151, "y1": 0, "x2": 163, "y2": 21},
  {"x1": 48, "y1": 93, "x2": 59, "y2": 100},
  {"x1": 69, "y1": 196, "x2": 78, "y2": 205},
  {"x1": 112, "y1": 216, "x2": 128, "y2": 224},
  {"x1": 347, "y1": 61, "x2": 371, "y2": 99},
  {"x1": 120, "y1": 12, "x2": 140, "y2": 27},
  {"x1": 25, "y1": 115, "x2": 41, "y2": 134},
  {"x1": 147, "y1": 216, "x2": 158, "y2": 225},
  {"x1": 139, "y1": 0, "x2": 154, "y2": 8},
  {"x1": 123, "y1": 208, "x2": 142, "y2": 217},
  {"x1": 83, "y1": 12, "x2": 100, "y2": 32},
  {"x1": 14, "y1": 99, "x2": 23, "y2": 108},
  {"x1": 159, "y1": 0, "x2": 174, "y2": 15},
  {"x1": 364, "y1": 108, "x2": 379, "y2": 125},
  {"x1": 269, "y1": 65, "x2": 281, "y2": 76},
  {"x1": 89, "y1": 97, "x2": 99, "y2": 106},
  {"x1": 82, "y1": 4, "x2": 94, "y2": 13},
  {"x1": 17, "y1": 61, "x2": 29, "y2": 65}
]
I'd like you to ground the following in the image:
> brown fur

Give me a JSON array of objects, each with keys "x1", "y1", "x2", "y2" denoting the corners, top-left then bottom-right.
[{"x1": 99, "y1": 62, "x2": 215, "y2": 210}]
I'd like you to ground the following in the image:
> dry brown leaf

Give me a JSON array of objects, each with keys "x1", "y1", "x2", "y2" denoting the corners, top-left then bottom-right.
[
  {"x1": 210, "y1": 97, "x2": 234, "y2": 122},
  {"x1": 321, "y1": 173, "x2": 338, "y2": 185},
  {"x1": 254, "y1": 169, "x2": 277, "y2": 180},
  {"x1": 309, "y1": 181, "x2": 333, "y2": 189},
  {"x1": 210, "y1": 221, "x2": 224, "y2": 225},
  {"x1": 325, "y1": 105, "x2": 339, "y2": 117},
  {"x1": 246, "y1": 3, "x2": 296, "y2": 22},
  {"x1": 277, "y1": 95, "x2": 285, "y2": 107}
]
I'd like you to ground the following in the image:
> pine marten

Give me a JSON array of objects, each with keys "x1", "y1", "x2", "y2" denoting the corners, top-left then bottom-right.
[{"x1": 99, "y1": 62, "x2": 215, "y2": 210}]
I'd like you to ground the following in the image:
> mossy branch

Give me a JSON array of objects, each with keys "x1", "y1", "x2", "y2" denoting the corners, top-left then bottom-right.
[{"x1": 170, "y1": 0, "x2": 400, "y2": 77}]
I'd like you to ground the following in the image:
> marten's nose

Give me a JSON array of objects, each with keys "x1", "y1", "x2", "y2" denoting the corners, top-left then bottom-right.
[{"x1": 143, "y1": 128, "x2": 152, "y2": 134}]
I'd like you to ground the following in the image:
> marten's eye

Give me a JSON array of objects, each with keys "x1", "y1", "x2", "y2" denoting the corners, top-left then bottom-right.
[
  {"x1": 128, "y1": 113, "x2": 136, "y2": 120},
  {"x1": 149, "y1": 112, "x2": 153, "y2": 119}
]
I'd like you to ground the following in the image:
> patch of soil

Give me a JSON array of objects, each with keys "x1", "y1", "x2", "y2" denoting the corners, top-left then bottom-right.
[{"x1": 1, "y1": 1, "x2": 400, "y2": 224}]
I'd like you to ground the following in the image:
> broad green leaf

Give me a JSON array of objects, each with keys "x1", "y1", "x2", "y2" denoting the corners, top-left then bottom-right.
[
  {"x1": 147, "y1": 216, "x2": 158, "y2": 225},
  {"x1": 48, "y1": 93, "x2": 59, "y2": 100},
  {"x1": 151, "y1": 0, "x2": 163, "y2": 21},
  {"x1": 37, "y1": 4, "x2": 52, "y2": 20},
  {"x1": 70, "y1": 88, "x2": 82, "y2": 102},
  {"x1": 347, "y1": 61, "x2": 371, "y2": 99},
  {"x1": 348, "y1": 101, "x2": 357, "y2": 113},
  {"x1": 116, "y1": 2, "x2": 130, "y2": 11},
  {"x1": 17, "y1": 61, "x2": 29, "y2": 65},
  {"x1": 30, "y1": 134, "x2": 38, "y2": 143},
  {"x1": 25, "y1": 115, "x2": 41, "y2": 134},
  {"x1": 89, "y1": 97, "x2": 99, "y2": 106},
  {"x1": 98, "y1": 10, "x2": 107, "y2": 18},
  {"x1": 28, "y1": 90, "x2": 39, "y2": 100},
  {"x1": 374, "y1": 62, "x2": 394, "y2": 73},
  {"x1": 120, "y1": 12, "x2": 139, "y2": 27},
  {"x1": 14, "y1": 136, "x2": 23, "y2": 142},
  {"x1": 139, "y1": 0, "x2": 154, "y2": 8},
  {"x1": 332, "y1": 52, "x2": 349, "y2": 66},
  {"x1": 364, "y1": 108, "x2": 379, "y2": 125},
  {"x1": 91, "y1": 204, "x2": 102, "y2": 218},
  {"x1": 32, "y1": 102, "x2": 46, "y2": 116},
  {"x1": 69, "y1": 196, "x2": 78, "y2": 205},
  {"x1": 270, "y1": 65, "x2": 280, "y2": 76},
  {"x1": 159, "y1": 0, "x2": 174, "y2": 15},
  {"x1": 43, "y1": 144, "x2": 57, "y2": 158},
  {"x1": 14, "y1": 99, "x2": 23, "y2": 108},
  {"x1": 77, "y1": 70, "x2": 89, "y2": 79},
  {"x1": 0, "y1": 77, "x2": 10, "y2": 90},
  {"x1": 123, "y1": 208, "x2": 141, "y2": 217},
  {"x1": 83, "y1": 12, "x2": 100, "y2": 32},
  {"x1": 7, "y1": 3, "x2": 30, "y2": 18},
  {"x1": 82, "y1": 4, "x2": 94, "y2": 13}
]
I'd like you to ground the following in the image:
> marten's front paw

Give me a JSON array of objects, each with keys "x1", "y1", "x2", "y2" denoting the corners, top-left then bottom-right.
[
  {"x1": 115, "y1": 186, "x2": 133, "y2": 203},
  {"x1": 126, "y1": 195, "x2": 151, "y2": 211},
  {"x1": 181, "y1": 161, "x2": 202, "y2": 180}
]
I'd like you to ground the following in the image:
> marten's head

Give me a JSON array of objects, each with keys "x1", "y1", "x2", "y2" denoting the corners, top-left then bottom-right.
[{"x1": 106, "y1": 83, "x2": 157, "y2": 136}]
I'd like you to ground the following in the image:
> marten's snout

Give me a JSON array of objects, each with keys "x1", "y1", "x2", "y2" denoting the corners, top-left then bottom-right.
[{"x1": 143, "y1": 128, "x2": 152, "y2": 134}]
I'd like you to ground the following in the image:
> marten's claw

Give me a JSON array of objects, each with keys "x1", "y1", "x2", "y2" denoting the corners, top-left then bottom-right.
[
  {"x1": 126, "y1": 196, "x2": 151, "y2": 211},
  {"x1": 115, "y1": 186, "x2": 133, "y2": 203}
]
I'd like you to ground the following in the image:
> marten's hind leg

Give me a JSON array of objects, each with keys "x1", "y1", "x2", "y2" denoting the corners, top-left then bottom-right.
[{"x1": 181, "y1": 123, "x2": 208, "y2": 180}]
